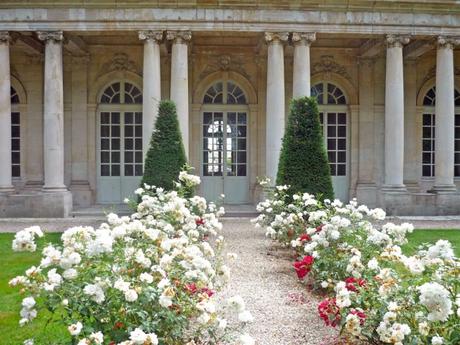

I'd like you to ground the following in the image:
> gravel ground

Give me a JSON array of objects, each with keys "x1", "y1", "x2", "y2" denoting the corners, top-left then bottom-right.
[{"x1": 220, "y1": 219, "x2": 339, "y2": 345}]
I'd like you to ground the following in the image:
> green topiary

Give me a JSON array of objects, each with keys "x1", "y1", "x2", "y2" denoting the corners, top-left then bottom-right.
[
  {"x1": 276, "y1": 96, "x2": 334, "y2": 200},
  {"x1": 141, "y1": 100, "x2": 187, "y2": 191}
]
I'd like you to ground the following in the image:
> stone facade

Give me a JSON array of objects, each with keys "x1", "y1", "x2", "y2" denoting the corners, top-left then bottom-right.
[{"x1": 0, "y1": 2, "x2": 459, "y2": 216}]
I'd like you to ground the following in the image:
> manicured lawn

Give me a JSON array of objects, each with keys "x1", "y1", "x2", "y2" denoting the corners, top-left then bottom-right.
[
  {"x1": 402, "y1": 229, "x2": 460, "y2": 256},
  {"x1": 0, "y1": 233, "x2": 70, "y2": 344}
]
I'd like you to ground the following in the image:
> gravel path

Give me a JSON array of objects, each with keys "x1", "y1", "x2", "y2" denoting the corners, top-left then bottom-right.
[{"x1": 220, "y1": 219, "x2": 339, "y2": 345}]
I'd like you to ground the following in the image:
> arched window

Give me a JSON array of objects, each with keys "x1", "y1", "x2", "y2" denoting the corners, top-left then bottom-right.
[
  {"x1": 312, "y1": 82, "x2": 347, "y2": 105},
  {"x1": 11, "y1": 87, "x2": 20, "y2": 177},
  {"x1": 203, "y1": 81, "x2": 247, "y2": 105},
  {"x1": 421, "y1": 87, "x2": 460, "y2": 177},
  {"x1": 311, "y1": 82, "x2": 348, "y2": 177},
  {"x1": 100, "y1": 82, "x2": 142, "y2": 104}
]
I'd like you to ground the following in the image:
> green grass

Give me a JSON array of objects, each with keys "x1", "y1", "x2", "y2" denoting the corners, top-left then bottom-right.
[
  {"x1": 402, "y1": 229, "x2": 460, "y2": 256},
  {"x1": 0, "y1": 229, "x2": 458, "y2": 344},
  {"x1": 0, "y1": 233, "x2": 70, "y2": 345}
]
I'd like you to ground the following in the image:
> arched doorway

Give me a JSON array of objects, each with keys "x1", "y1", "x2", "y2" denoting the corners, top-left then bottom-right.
[
  {"x1": 96, "y1": 81, "x2": 143, "y2": 203},
  {"x1": 200, "y1": 80, "x2": 249, "y2": 203},
  {"x1": 420, "y1": 86, "x2": 460, "y2": 178},
  {"x1": 311, "y1": 81, "x2": 350, "y2": 201}
]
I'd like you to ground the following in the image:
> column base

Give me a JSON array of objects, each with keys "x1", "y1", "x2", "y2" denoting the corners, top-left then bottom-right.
[
  {"x1": 42, "y1": 185, "x2": 68, "y2": 193},
  {"x1": 430, "y1": 184, "x2": 457, "y2": 193},
  {"x1": 0, "y1": 190, "x2": 72, "y2": 217},
  {"x1": 0, "y1": 186, "x2": 15, "y2": 194},
  {"x1": 70, "y1": 180, "x2": 93, "y2": 207},
  {"x1": 381, "y1": 184, "x2": 407, "y2": 193}
]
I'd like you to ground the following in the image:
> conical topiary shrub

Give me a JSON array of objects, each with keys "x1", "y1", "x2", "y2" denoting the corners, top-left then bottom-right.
[
  {"x1": 141, "y1": 100, "x2": 187, "y2": 191},
  {"x1": 276, "y1": 96, "x2": 334, "y2": 200}
]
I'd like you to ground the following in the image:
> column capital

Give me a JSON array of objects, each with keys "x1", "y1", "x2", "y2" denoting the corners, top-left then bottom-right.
[
  {"x1": 166, "y1": 30, "x2": 192, "y2": 44},
  {"x1": 138, "y1": 30, "x2": 163, "y2": 43},
  {"x1": 385, "y1": 34, "x2": 410, "y2": 48},
  {"x1": 37, "y1": 31, "x2": 64, "y2": 43},
  {"x1": 0, "y1": 31, "x2": 12, "y2": 44},
  {"x1": 437, "y1": 36, "x2": 460, "y2": 49},
  {"x1": 292, "y1": 32, "x2": 316, "y2": 46},
  {"x1": 265, "y1": 32, "x2": 289, "y2": 44}
]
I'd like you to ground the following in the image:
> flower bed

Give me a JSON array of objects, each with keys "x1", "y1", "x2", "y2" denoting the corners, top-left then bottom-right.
[
  {"x1": 10, "y1": 172, "x2": 254, "y2": 345},
  {"x1": 252, "y1": 181, "x2": 460, "y2": 345}
]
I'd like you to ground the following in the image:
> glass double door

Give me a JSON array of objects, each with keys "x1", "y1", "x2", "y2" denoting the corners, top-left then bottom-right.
[
  {"x1": 97, "y1": 111, "x2": 143, "y2": 203},
  {"x1": 201, "y1": 111, "x2": 249, "y2": 204}
]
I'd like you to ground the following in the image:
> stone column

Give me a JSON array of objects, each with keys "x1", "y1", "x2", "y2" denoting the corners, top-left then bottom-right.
[
  {"x1": 167, "y1": 30, "x2": 191, "y2": 157},
  {"x1": 292, "y1": 32, "x2": 315, "y2": 97},
  {"x1": 383, "y1": 34, "x2": 410, "y2": 191},
  {"x1": 433, "y1": 36, "x2": 460, "y2": 192},
  {"x1": 139, "y1": 30, "x2": 163, "y2": 158},
  {"x1": 37, "y1": 31, "x2": 67, "y2": 191},
  {"x1": 265, "y1": 32, "x2": 288, "y2": 184},
  {"x1": 0, "y1": 31, "x2": 14, "y2": 193}
]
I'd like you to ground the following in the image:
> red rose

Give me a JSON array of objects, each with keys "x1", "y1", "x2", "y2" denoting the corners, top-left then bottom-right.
[
  {"x1": 350, "y1": 308, "x2": 366, "y2": 325},
  {"x1": 318, "y1": 298, "x2": 341, "y2": 327},
  {"x1": 195, "y1": 218, "x2": 205, "y2": 226},
  {"x1": 293, "y1": 255, "x2": 315, "y2": 279},
  {"x1": 201, "y1": 287, "x2": 215, "y2": 297},
  {"x1": 299, "y1": 234, "x2": 311, "y2": 242},
  {"x1": 185, "y1": 283, "x2": 197, "y2": 294},
  {"x1": 316, "y1": 224, "x2": 324, "y2": 233},
  {"x1": 345, "y1": 277, "x2": 366, "y2": 292}
]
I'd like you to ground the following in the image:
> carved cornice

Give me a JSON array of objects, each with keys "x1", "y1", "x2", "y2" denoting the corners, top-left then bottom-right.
[
  {"x1": 311, "y1": 55, "x2": 352, "y2": 81},
  {"x1": 37, "y1": 31, "x2": 64, "y2": 43},
  {"x1": 264, "y1": 32, "x2": 289, "y2": 44},
  {"x1": 0, "y1": 31, "x2": 12, "y2": 44},
  {"x1": 385, "y1": 34, "x2": 410, "y2": 48},
  {"x1": 138, "y1": 30, "x2": 163, "y2": 43},
  {"x1": 437, "y1": 36, "x2": 460, "y2": 49},
  {"x1": 198, "y1": 54, "x2": 252, "y2": 82},
  {"x1": 98, "y1": 52, "x2": 140, "y2": 77},
  {"x1": 291, "y1": 32, "x2": 316, "y2": 46},
  {"x1": 166, "y1": 30, "x2": 192, "y2": 44}
]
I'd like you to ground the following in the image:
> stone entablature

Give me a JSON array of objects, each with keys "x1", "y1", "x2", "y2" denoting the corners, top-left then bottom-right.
[
  {"x1": 0, "y1": 0, "x2": 459, "y2": 14},
  {"x1": 0, "y1": 8, "x2": 459, "y2": 35}
]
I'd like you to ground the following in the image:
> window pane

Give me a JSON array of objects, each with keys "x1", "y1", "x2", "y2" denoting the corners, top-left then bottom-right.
[
  {"x1": 101, "y1": 165, "x2": 110, "y2": 176},
  {"x1": 327, "y1": 126, "x2": 336, "y2": 137},
  {"x1": 101, "y1": 151, "x2": 110, "y2": 163},
  {"x1": 12, "y1": 152, "x2": 20, "y2": 164},
  {"x1": 237, "y1": 151, "x2": 247, "y2": 164},
  {"x1": 111, "y1": 152, "x2": 120, "y2": 164},
  {"x1": 112, "y1": 139, "x2": 120, "y2": 150},
  {"x1": 337, "y1": 151, "x2": 346, "y2": 163},
  {"x1": 101, "y1": 126, "x2": 110, "y2": 137},
  {"x1": 12, "y1": 138, "x2": 20, "y2": 151},
  {"x1": 125, "y1": 125, "x2": 133, "y2": 137},
  {"x1": 111, "y1": 112, "x2": 120, "y2": 124},
  {"x1": 327, "y1": 139, "x2": 336, "y2": 150},
  {"x1": 124, "y1": 165, "x2": 133, "y2": 176},
  {"x1": 337, "y1": 164, "x2": 346, "y2": 176},
  {"x1": 111, "y1": 126, "x2": 120, "y2": 137},
  {"x1": 111, "y1": 165, "x2": 120, "y2": 176},
  {"x1": 337, "y1": 139, "x2": 346, "y2": 150},
  {"x1": 338, "y1": 126, "x2": 346, "y2": 137},
  {"x1": 12, "y1": 165, "x2": 20, "y2": 177},
  {"x1": 125, "y1": 151, "x2": 133, "y2": 163},
  {"x1": 11, "y1": 112, "x2": 20, "y2": 124},
  {"x1": 125, "y1": 139, "x2": 133, "y2": 150},
  {"x1": 135, "y1": 165, "x2": 143, "y2": 176},
  {"x1": 237, "y1": 165, "x2": 246, "y2": 176}
]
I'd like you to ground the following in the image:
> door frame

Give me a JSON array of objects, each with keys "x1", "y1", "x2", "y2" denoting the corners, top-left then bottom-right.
[
  {"x1": 96, "y1": 103, "x2": 143, "y2": 204},
  {"x1": 199, "y1": 103, "x2": 250, "y2": 203},
  {"x1": 318, "y1": 104, "x2": 350, "y2": 201}
]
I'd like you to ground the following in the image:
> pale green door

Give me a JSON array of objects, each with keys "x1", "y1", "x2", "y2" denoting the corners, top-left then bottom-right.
[
  {"x1": 97, "y1": 111, "x2": 143, "y2": 203},
  {"x1": 201, "y1": 111, "x2": 249, "y2": 204}
]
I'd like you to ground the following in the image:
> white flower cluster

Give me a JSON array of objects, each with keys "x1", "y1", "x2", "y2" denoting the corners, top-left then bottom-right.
[
  {"x1": 254, "y1": 184, "x2": 460, "y2": 344},
  {"x1": 12, "y1": 226, "x2": 43, "y2": 252},
  {"x1": 10, "y1": 172, "x2": 252, "y2": 345}
]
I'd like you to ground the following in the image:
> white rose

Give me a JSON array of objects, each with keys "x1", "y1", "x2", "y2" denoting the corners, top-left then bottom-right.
[{"x1": 68, "y1": 321, "x2": 83, "y2": 336}]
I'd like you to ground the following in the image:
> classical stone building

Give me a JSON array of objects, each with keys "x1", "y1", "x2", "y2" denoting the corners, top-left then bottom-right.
[{"x1": 0, "y1": 1, "x2": 459, "y2": 217}]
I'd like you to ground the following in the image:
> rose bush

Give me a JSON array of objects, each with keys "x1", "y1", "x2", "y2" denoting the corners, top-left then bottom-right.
[
  {"x1": 10, "y1": 171, "x2": 254, "y2": 345},
  {"x1": 253, "y1": 179, "x2": 460, "y2": 345}
]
